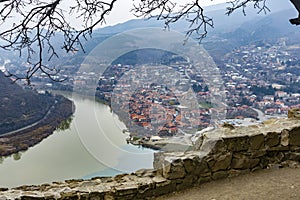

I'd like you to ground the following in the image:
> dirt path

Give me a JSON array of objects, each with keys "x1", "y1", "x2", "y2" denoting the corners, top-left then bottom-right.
[{"x1": 156, "y1": 167, "x2": 300, "y2": 200}]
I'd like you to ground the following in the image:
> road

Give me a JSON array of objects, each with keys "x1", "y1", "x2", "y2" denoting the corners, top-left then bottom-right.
[{"x1": 0, "y1": 100, "x2": 57, "y2": 137}]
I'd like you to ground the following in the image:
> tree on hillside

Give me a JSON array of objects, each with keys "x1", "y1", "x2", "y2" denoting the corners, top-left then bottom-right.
[{"x1": 0, "y1": 0, "x2": 296, "y2": 83}]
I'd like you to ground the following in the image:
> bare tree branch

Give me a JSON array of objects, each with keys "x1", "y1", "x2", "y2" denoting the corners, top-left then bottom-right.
[
  {"x1": 0, "y1": 0, "x2": 117, "y2": 84},
  {"x1": 132, "y1": 0, "x2": 214, "y2": 42},
  {"x1": 226, "y1": 0, "x2": 270, "y2": 16},
  {"x1": 0, "y1": 0, "x2": 272, "y2": 83}
]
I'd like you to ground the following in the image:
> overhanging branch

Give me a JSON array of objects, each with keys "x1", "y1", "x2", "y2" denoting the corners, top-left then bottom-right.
[{"x1": 0, "y1": 0, "x2": 271, "y2": 83}]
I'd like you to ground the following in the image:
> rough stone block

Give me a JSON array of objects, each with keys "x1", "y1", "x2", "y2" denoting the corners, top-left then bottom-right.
[
  {"x1": 265, "y1": 132, "x2": 280, "y2": 148},
  {"x1": 210, "y1": 139, "x2": 227, "y2": 154},
  {"x1": 134, "y1": 169, "x2": 156, "y2": 178},
  {"x1": 89, "y1": 192, "x2": 105, "y2": 200},
  {"x1": 224, "y1": 136, "x2": 249, "y2": 152},
  {"x1": 212, "y1": 171, "x2": 228, "y2": 180},
  {"x1": 199, "y1": 172, "x2": 211, "y2": 177},
  {"x1": 184, "y1": 158, "x2": 210, "y2": 176},
  {"x1": 197, "y1": 176, "x2": 211, "y2": 184},
  {"x1": 251, "y1": 150, "x2": 267, "y2": 158},
  {"x1": 114, "y1": 183, "x2": 138, "y2": 197},
  {"x1": 162, "y1": 159, "x2": 186, "y2": 180},
  {"x1": 153, "y1": 152, "x2": 165, "y2": 172},
  {"x1": 197, "y1": 159, "x2": 210, "y2": 174},
  {"x1": 59, "y1": 192, "x2": 79, "y2": 200},
  {"x1": 209, "y1": 152, "x2": 232, "y2": 172},
  {"x1": 281, "y1": 129, "x2": 289, "y2": 146},
  {"x1": 182, "y1": 158, "x2": 194, "y2": 174},
  {"x1": 289, "y1": 127, "x2": 300, "y2": 146},
  {"x1": 176, "y1": 175, "x2": 195, "y2": 190},
  {"x1": 152, "y1": 180, "x2": 176, "y2": 197},
  {"x1": 232, "y1": 152, "x2": 251, "y2": 159},
  {"x1": 249, "y1": 134, "x2": 264, "y2": 150},
  {"x1": 152, "y1": 176, "x2": 169, "y2": 187},
  {"x1": 268, "y1": 146, "x2": 290, "y2": 151},
  {"x1": 104, "y1": 193, "x2": 114, "y2": 200},
  {"x1": 114, "y1": 174, "x2": 129, "y2": 182},
  {"x1": 231, "y1": 157, "x2": 260, "y2": 169},
  {"x1": 200, "y1": 138, "x2": 220, "y2": 153}
]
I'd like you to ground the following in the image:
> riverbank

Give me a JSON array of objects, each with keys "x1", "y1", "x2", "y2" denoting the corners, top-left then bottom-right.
[
  {"x1": 0, "y1": 95, "x2": 74, "y2": 157},
  {"x1": 0, "y1": 94, "x2": 156, "y2": 188}
]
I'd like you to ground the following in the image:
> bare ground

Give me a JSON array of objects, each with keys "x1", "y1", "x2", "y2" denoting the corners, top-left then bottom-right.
[{"x1": 156, "y1": 167, "x2": 300, "y2": 200}]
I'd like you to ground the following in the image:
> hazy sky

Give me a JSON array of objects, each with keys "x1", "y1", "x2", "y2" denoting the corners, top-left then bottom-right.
[
  {"x1": 104, "y1": 0, "x2": 228, "y2": 26},
  {"x1": 0, "y1": 0, "x2": 229, "y2": 31}
]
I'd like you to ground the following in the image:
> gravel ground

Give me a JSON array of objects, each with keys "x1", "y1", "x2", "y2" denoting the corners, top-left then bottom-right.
[{"x1": 156, "y1": 167, "x2": 300, "y2": 200}]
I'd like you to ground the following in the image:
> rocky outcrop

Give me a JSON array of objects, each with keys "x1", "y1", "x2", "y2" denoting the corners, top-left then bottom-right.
[{"x1": 0, "y1": 118, "x2": 299, "y2": 199}]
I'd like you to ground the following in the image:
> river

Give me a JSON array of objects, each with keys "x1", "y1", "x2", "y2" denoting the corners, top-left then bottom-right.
[{"x1": 0, "y1": 94, "x2": 156, "y2": 188}]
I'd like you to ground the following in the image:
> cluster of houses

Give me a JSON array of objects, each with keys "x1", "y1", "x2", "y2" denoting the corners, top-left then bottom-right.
[
  {"x1": 109, "y1": 65, "x2": 208, "y2": 137},
  {"x1": 128, "y1": 86, "x2": 180, "y2": 136},
  {"x1": 17, "y1": 38, "x2": 299, "y2": 136},
  {"x1": 219, "y1": 40, "x2": 300, "y2": 116}
]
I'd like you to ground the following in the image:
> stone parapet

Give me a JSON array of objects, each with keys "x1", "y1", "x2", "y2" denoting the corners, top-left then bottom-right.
[{"x1": 0, "y1": 118, "x2": 300, "y2": 199}]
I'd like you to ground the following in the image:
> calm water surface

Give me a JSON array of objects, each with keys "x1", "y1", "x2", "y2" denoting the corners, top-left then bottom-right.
[{"x1": 0, "y1": 94, "x2": 155, "y2": 188}]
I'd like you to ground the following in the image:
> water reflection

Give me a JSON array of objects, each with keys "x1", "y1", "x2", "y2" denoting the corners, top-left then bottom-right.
[
  {"x1": 0, "y1": 94, "x2": 155, "y2": 188},
  {"x1": 12, "y1": 152, "x2": 22, "y2": 161},
  {"x1": 56, "y1": 116, "x2": 73, "y2": 132}
]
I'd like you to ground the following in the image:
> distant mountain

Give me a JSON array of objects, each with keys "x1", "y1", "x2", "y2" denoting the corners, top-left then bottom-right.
[
  {"x1": 223, "y1": 8, "x2": 299, "y2": 44},
  {"x1": 95, "y1": 1, "x2": 294, "y2": 36},
  {"x1": 1, "y1": 1, "x2": 298, "y2": 75},
  {"x1": 202, "y1": 7, "x2": 300, "y2": 63},
  {"x1": 88, "y1": 2, "x2": 298, "y2": 65},
  {"x1": 0, "y1": 71, "x2": 55, "y2": 135}
]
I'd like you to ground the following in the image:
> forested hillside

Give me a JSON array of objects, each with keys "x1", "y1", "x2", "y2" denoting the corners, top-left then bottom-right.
[{"x1": 0, "y1": 71, "x2": 55, "y2": 135}]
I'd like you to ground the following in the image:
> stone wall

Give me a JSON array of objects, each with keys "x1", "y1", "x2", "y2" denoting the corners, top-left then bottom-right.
[{"x1": 0, "y1": 118, "x2": 299, "y2": 199}]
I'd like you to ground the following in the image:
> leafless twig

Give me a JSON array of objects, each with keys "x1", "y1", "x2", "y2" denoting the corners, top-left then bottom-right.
[
  {"x1": 0, "y1": 0, "x2": 270, "y2": 83},
  {"x1": 0, "y1": 0, "x2": 117, "y2": 83},
  {"x1": 226, "y1": 0, "x2": 270, "y2": 16},
  {"x1": 133, "y1": 0, "x2": 214, "y2": 43}
]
